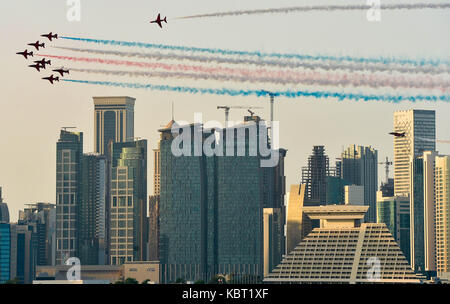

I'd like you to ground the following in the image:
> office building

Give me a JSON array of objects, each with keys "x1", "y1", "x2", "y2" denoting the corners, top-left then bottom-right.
[
  {"x1": 423, "y1": 151, "x2": 439, "y2": 273},
  {"x1": 341, "y1": 145, "x2": 378, "y2": 222},
  {"x1": 263, "y1": 208, "x2": 283, "y2": 277},
  {"x1": 109, "y1": 140, "x2": 147, "y2": 265},
  {"x1": 326, "y1": 176, "x2": 350, "y2": 205},
  {"x1": 376, "y1": 192, "x2": 411, "y2": 263},
  {"x1": 393, "y1": 109, "x2": 435, "y2": 196},
  {"x1": 153, "y1": 148, "x2": 161, "y2": 196},
  {"x1": 410, "y1": 156, "x2": 425, "y2": 272},
  {"x1": 435, "y1": 156, "x2": 450, "y2": 275},
  {"x1": 0, "y1": 187, "x2": 9, "y2": 224},
  {"x1": 0, "y1": 223, "x2": 11, "y2": 283},
  {"x1": 159, "y1": 116, "x2": 284, "y2": 282},
  {"x1": 18, "y1": 203, "x2": 56, "y2": 266},
  {"x1": 79, "y1": 153, "x2": 108, "y2": 265},
  {"x1": 285, "y1": 184, "x2": 320, "y2": 254},
  {"x1": 148, "y1": 195, "x2": 159, "y2": 262},
  {"x1": 55, "y1": 129, "x2": 83, "y2": 265},
  {"x1": 265, "y1": 205, "x2": 419, "y2": 284},
  {"x1": 344, "y1": 185, "x2": 365, "y2": 206},
  {"x1": 93, "y1": 96, "x2": 135, "y2": 155}
]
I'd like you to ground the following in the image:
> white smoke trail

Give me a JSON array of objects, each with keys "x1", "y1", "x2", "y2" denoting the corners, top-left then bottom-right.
[
  {"x1": 176, "y1": 3, "x2": 450, "y2": 19},
  {"x1": 53, "y1": 46, "x2": 450, "y2": 75},
  {"x1": 66, "y1": 67, "x2": 450, "y2": 91}
]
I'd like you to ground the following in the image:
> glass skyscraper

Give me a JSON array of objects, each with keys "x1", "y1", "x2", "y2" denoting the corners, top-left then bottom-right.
[
  {"x1": 376, "y1": 193, "x2": 411, "y2": 263},
  {"x1": 55, "y1": 129, "x2": 83, "y2": 265},
  {"x1": 79, "y1": 153, "x2": 107, "y2": 265},
  {"x1": 341, "y1": 145, "x2": 378, "y2": 222},
  {"x1": 159, "y1": 117, "x2": 284, "y2": 282},
  {"x1": 410, "y1": 157, "x2": 425, "y2": 272},
  {"x1": 109, "y1": 140, "x2": 147, "y2": 265},
  {"x1": 393, "y1": 109, "x2": 435, "y2": 196},
  {"x1": 0, "y1": 223, "x2": 11, "y2": 283}
]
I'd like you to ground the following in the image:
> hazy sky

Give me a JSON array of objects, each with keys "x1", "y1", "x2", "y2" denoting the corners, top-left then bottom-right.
[{"x1": 1, "y1": 0, "x2": 449, "y2": 221}]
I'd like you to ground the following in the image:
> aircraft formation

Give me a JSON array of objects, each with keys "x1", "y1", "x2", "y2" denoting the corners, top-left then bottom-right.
[
  {"x1": 16, "y1": 15, "x2": 165, "y2": 85},
  {"x1": 16, "y1": 32, "x2": 69, "y2": 84}
]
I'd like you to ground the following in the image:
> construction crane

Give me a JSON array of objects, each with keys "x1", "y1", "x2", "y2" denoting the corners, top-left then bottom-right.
[
  {"x1": 379, "y1": 156, "x2": 393, "y2": 183},
  {"x1": 217, "y1": 106, "x2": 263, "y2": 125}
]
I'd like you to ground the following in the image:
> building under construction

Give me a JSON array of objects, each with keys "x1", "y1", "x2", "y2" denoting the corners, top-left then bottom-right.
[{"x1": 301, "y1": 146, "x2": 332, "y2": 205}]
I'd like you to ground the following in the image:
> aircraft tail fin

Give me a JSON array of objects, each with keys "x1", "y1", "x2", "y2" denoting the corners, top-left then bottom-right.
[
  {"x1": 163, "y1": 17, "x2": 167, "y2": 23},
  {"x1": 30, "y1": 51, "x2": 34, "y2": 57}
]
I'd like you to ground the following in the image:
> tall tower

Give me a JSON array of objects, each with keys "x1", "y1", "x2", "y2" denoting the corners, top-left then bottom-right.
[
  {"x1": 94, "y1": 96, "x2": 135, "y2": 155},
  {"x1": 79, "y1": 153, "x2": 108, "y2": 265},
  {"x1": 435, "y1": 155, "x2": 450, "y2": 275},
  {"x1": 341, "y1": 145, "x2": 378, "y2": 222},
  {"x1": 0, "y1": 187, "x2": 10, "y2": 224},
  {"x1": 301, "y1": 146, "x2": 331, "y2": 204},
  {"x1": 109, "y1": 140, "x2": 147, "y2": 265},
  {"x1": 55, "y1": 129, "x2": 83, "y2": 265},
  {"x1": 393, "y1": 110, "x2": 435, "y2": 196}
]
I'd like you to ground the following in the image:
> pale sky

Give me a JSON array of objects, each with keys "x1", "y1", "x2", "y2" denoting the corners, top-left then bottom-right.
[{"x1": 1, "y1": 0, "x2": 449, "y2": 221}]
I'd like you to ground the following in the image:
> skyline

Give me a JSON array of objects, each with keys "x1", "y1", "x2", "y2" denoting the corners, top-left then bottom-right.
[{"x1": 1, "y1": 0, "x2": 450, "y2": 222}]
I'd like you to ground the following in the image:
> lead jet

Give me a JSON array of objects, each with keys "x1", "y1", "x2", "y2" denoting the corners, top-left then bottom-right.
[
  {"x1": 16, "y1": 49, "x2": 33, "y2": 59},
  {"x1": 34, "y1": 58, "x2": 51, "y2": 68},
  {"x1": 389, "y1": 132, "x2": 406, "y2": 137},
  {"x1": 28, "y1": 63, "x2": 45, "y2": 72},
  {"x1": 42, "y1": 75, "x2": 59, "y2": 84},
  {"x1": 52, "y1": 68, "x2": 69, "y2": 76},
  {"x1": 41, "y1": 32, "x2": 58, "y2": 41},
  {"x1": 27, "y1": 41, "x2": 45, "y2": 50},
  {"x1": 150, "y1": 13, "x2": 167, "y2": 28}
]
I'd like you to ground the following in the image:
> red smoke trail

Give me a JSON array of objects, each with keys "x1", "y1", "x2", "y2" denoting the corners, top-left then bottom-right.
[{"x1": 37, "y1": 54, "x2": 449, "y2": 91}]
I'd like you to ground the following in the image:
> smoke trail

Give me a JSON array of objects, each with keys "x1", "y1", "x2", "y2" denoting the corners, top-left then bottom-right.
[
  {"x1": 59, "y1": 36, "x2": 449, "y2": 67},
  {"x1": 416, "y1": 137, "x2": 450, "y2": 144},
  {"x1": 52, "y1": 46, "x2": 450, "y2": 75},
  {"x1": 61, "y1": 79, "x2": 450, "y2": 103},
  {"x1": 176, "y1": 3, "x2": 450, "y2": 19},
  {"x1": 66, "y1": 67, "x2": 450, "y2": 91}
]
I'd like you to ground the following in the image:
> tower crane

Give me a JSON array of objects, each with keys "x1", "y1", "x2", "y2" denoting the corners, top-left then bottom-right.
[
  {"x1": 217, "y1": 106, "x2": 263, "y2": 126},
  {"x1": 379, "y1": 156, "x2": 393, "y2": 183}
]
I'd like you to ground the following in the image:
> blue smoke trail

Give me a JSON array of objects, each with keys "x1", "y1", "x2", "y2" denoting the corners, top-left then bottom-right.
[
  {"x1": 60, "y1": 36, "x2": 449, "y2": 67},
  {"x1": 62, "y1": 79, "x2": 450, "y2": 103}
]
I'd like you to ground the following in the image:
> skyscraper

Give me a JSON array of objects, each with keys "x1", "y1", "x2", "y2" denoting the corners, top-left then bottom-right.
[
  {"x1": 393, "y1": 110, "x2": 435, "y2": 196},
  {"x1": 93, "y1": 97, "x2": 135, "y2": 155},
  {"x1": 423, "y1": 151, "x2": 439, "y2": 273},
  {"x1": 55, "y1": 129, "x2": 83, "y2": 265},
  {"x1": 410, "y1": 156, "x2": 425, "y2": 272},
  {"x1": 109, "y1": 140, "x2": 147, "y2": 265},
  {"x1": 79, "y1": 153, "x2": 108, "y2": 265},
  {"x1": 18, "y1": 202, "x2": 56, "y2": 266},
  {"x1": 376, "y1": 192, "x2": 411, "y2": 263},
  {"x1": 341, "y1": 145, "x2": 378, "y2": 222},
  {"x1": 301, "y1": 146, "x2": 331, "y2": 205},
  {"x1": 159, "y1": 116, "x2": 283, "y2": 282},
  {"x1": 435, "y1": 155, "x2": 450, "y2": 275},
  {"x1": 0, "y1": 187, "x2": 9, "y2": 224}
]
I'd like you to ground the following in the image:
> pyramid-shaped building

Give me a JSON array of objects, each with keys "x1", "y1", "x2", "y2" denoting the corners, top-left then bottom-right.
[{"x1": 265, "y1": 205, "x2": 420, "y2": 284}]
